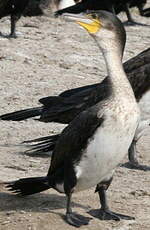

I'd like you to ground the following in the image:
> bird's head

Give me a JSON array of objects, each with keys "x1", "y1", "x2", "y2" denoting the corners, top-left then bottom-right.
[{"x1": 63, "y1": 11, "x2": 126, "y2": 57}]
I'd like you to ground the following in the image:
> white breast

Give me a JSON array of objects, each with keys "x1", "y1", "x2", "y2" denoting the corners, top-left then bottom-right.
[{"x1": 74, "y1": 103, "x2": 140, "y2": 192}]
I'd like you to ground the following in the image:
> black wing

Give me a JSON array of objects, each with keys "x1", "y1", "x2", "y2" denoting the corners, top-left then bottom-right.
[
  {"x1": 48, "y1": 106, "x2": 104, "y2": 175},
  {"x1": 39, "y1": 77, "x2": 110, "y2": 123},
  {"x1": 59, "y1": 83, "x2": 99, "y2": 98}
]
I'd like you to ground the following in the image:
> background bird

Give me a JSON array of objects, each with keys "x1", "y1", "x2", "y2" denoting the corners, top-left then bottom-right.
[
  {"x1": 0, "y1": 0, "x2": 85, "y2": 38},
  {"x1": 0, "y1": 0, "x2": 29, "y2": 37},
  {"x1": 55, "y1": 0, "x2": 150, "y2": 25}
]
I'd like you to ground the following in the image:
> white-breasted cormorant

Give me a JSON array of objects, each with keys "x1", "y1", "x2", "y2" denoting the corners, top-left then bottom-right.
[
  {"x1": 1, "y1": 47, "x2": 150, "y2": 168},
  {"x1": 5, "y1": 11, "x2": 140, "y2": 227}
]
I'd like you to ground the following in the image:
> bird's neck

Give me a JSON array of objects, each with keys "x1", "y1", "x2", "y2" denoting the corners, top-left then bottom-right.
[{"x1": 102, "y1": 48, "x2": 135, "y2": 98}]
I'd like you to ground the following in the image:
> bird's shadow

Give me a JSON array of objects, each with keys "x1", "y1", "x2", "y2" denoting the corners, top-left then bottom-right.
[
  {"x1": 0, "y1": 189, "x2": 93, "y2": 224},
  {"x1": 0, "y1": 190, "x2": 90, "y2": 213},
  {"x1": 123, "y1": 21, "x2": 150, "y2": 27},
  {"x1": 121, "y1": 162, "x2": 150, "y2": 171}
]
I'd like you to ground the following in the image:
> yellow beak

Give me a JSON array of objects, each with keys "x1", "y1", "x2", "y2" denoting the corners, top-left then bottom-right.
[
  {"x1": 77, "y1": 19, "x2": 101, "y2": 34},
  {"x1": 62, "y1": 13, "x2": 101, "y2": 34}
]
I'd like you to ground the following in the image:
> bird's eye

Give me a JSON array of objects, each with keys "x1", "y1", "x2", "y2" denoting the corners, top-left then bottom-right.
[{"x1": 92, "y1": 13, "x2": 97, "y2": 19}]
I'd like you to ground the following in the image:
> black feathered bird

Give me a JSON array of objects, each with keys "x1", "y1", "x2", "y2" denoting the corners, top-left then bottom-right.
[
  {"x1": 0, "y1": 0, "x2": 50, "y2": 38},
  {"x1": 55, "y1": 0, "x2": 115, "y2": 16},
  {"x1": 5, "y1": 11, "x2": 140, "y2": 227},
  {"x1": 55, "y1": 0, "x2": 149, "y2": 25}
]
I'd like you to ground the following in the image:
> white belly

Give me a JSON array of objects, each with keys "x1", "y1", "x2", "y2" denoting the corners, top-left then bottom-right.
[
  {"x1": 58, "y1": 0, "x2": 75, "y2": 10},
  {"x1": 74, "y1": 108, "x2": 140, "y2": 192}
]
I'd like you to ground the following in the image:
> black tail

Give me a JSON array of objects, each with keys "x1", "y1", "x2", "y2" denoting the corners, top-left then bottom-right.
[
  {"x1": 6, "y1": 176, "x2": 50, "y2": 196},
  {"x1": 0, "y1": 107, "x2": 42, "y2": 121},
  {"x1": 22, "y1": 134, "x2": 59, "y2": 155}
]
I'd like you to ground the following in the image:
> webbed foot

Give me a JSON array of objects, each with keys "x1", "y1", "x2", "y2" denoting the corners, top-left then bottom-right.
[
  {"x1": 88, "y1": 209, "x2": 135, "y2": 221},
  {"x1": 66, "y1": 212, "x2": 91, "y2": 227},
  {"x1": 8, "y1": 33, "x2": 17, "y2": 38},
  {"x1": 128, "y1": 161, "x2": 150, "y2": 171}
]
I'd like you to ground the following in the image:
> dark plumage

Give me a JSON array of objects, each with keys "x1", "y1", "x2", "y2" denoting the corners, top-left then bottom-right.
[
  {"x1": 0, "y1": 0, "x2": 29, "y2": 37},
  {"x1": 55, "y1": 0, "x2": 149, "y2": 25},
  {"x1": 0, "y1": 0, "x2": 50, "y2": 38},
  {"x1": 140, "y1": 7, "x2": 150, "y2": 17},
  {"x1": 1, "y1": 48, "x2": 150, "y2": 123},
  {"x1": 55, "y1": 0, "x2": 115, "y2": 16}
]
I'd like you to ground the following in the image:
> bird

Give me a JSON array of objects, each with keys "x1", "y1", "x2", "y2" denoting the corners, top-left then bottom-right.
[
  {"x1": 5, "y1": 11, "x2": 140, "y2": 227},
  {"x1": 0, "y1": 0, "x2": 82, "y2": 38},
  {"x1": 55, "y1": 0, "x2": 149, "y2": 25},
  {"x1": 55, "y1": 0, "x2": 115, "y2": 17},
  {"x1": 0, "y1": 0, "x2": 29, "y2": 37},
  {"x1": 1, "y1": 47, "x2": 150, "y2": 168},
  {"x1": 0, "y1": 0, "x2": 52, "y2": 38}
]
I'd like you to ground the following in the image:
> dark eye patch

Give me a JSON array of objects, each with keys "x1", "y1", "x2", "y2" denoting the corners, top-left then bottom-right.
[{"x1": 91, "y1": 13, "x2": 97, "y2": 19}]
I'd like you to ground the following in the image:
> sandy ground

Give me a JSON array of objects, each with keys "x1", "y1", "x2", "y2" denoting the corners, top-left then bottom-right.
[{"x1": 0, "y1": 4, "x2": 150, "y2": 230}]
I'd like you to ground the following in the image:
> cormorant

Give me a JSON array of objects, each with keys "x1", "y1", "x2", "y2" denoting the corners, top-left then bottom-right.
[
  {"x1": 5, "y1": 11, "x2": 140, "y2": 227},
  {"x1": 1, "y1": 47, "x2": 150, "y2": 168}
]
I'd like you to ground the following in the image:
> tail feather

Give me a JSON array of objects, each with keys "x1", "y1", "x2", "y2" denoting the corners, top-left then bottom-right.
[
  {"x1": 6, "y1": 176, "x2": 50, "y2": 196},
  {"x1": 22, "y1": 134, "x2": 59, "y2": 144},
  {"x1": 0, "y1": 107, "x2": 42, "y2": 121},
  {"x1": 23, "y1": 135, "x2": 59, "y2": 156}
]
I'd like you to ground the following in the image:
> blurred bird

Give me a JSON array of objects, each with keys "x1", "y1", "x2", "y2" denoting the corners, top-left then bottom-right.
[
  {"x1": 0, "y1": 0, "x2": 74, "y2": 38},
  {"x1": 0, "y1": 0, "x2": 29, "y2": 37},
  {"x1": 55, "y1": 0, "x2": 149, "y2": 25}
]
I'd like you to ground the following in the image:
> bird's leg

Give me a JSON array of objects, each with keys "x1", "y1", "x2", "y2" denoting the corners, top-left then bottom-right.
[
  {"x1": 128, "y1": 140, "x2": 149, "y2": 171},
  {"x1": 124, "y1": 3, "x2": 136, "y2": 25},
  {"x1": 65, "y1": 192, "x2": 91, "y2": 227},
  {"x1": 128, "y1": 140, "x2": 139, "y2": 166},
  {"x1": 10, "y1": 14, "x2": 20, "y2": 38},
  {"x1": 111, "y1": 5, "x2": 116, "y2": 15},
  {"x1": 96, "y1": 180, "x2": 135, "y2": 221},
  {"x1": 124, "y1": 3, "x2": 148, "y2": 26}
]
